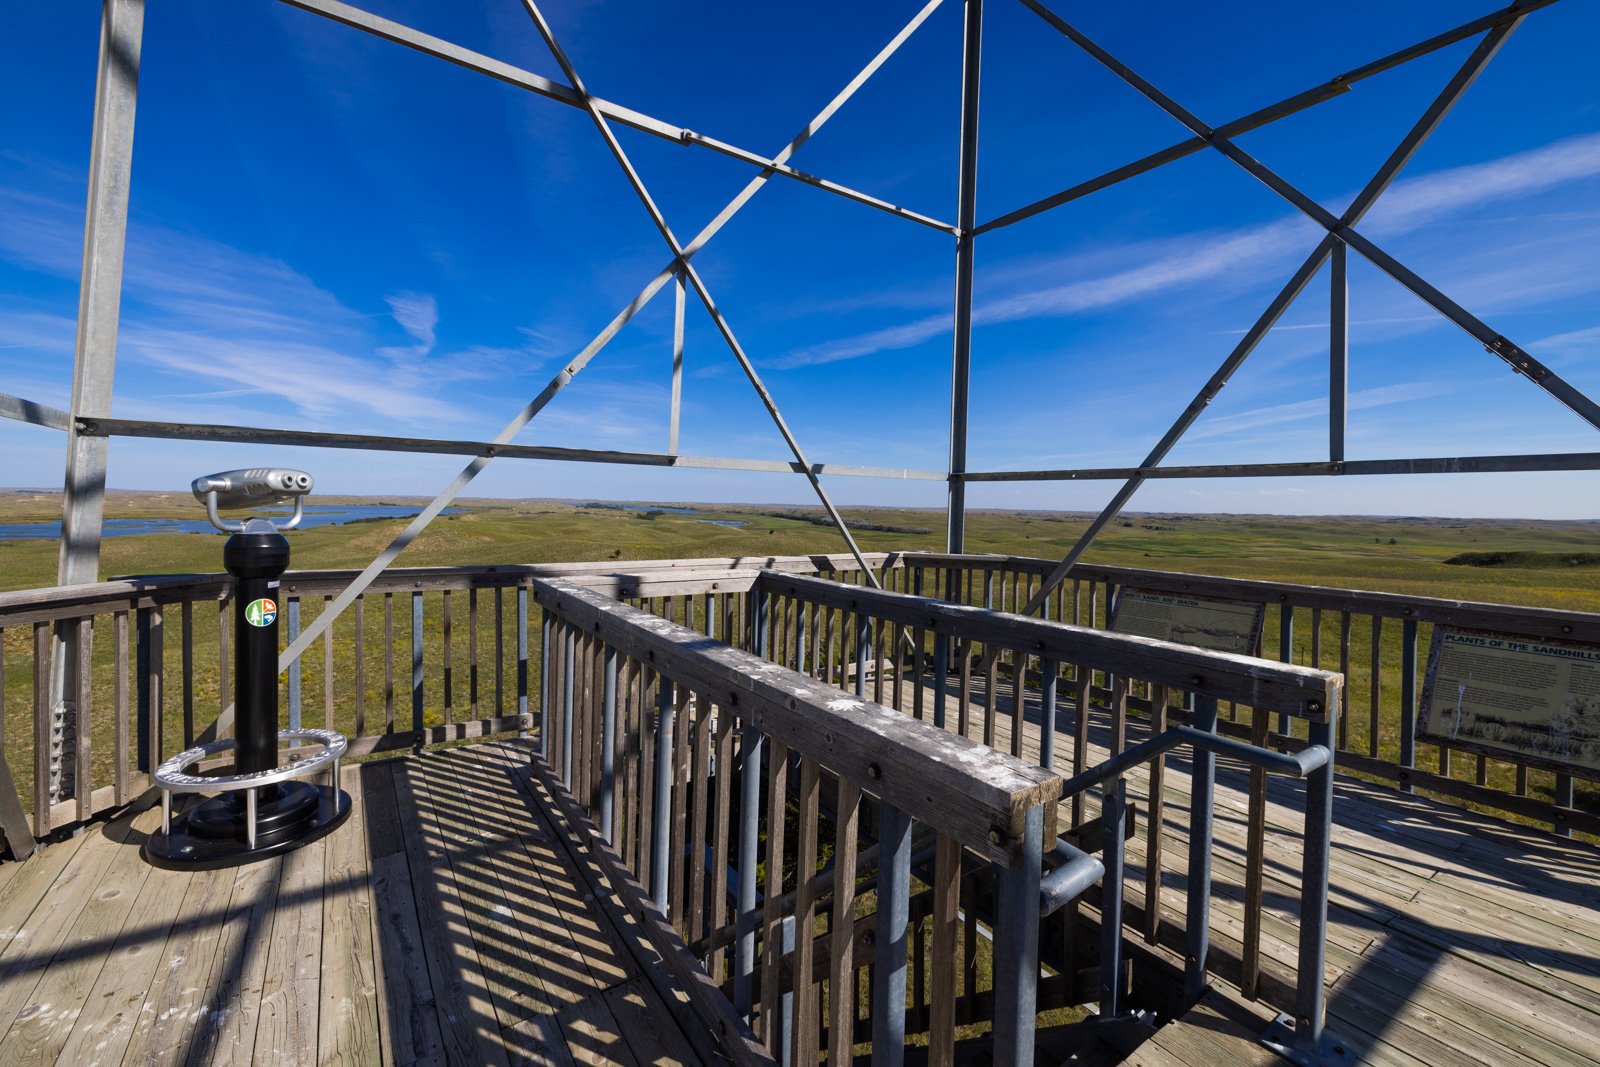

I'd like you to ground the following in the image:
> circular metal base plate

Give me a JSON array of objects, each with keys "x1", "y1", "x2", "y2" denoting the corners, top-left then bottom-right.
[{"x1": 142, "y1": 784, "x2": 352, "y2": 870}]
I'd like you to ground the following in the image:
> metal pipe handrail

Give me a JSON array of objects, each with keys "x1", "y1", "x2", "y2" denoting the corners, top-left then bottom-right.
[
  {"x1": 1058, "y1": 725, "x2": 1331, "y2": 800},
  {"x1": 1040, "y1": 837, "x2": 1104, "y2": 915}
]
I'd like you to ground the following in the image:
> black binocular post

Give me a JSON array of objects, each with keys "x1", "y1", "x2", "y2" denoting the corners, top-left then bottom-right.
[{"x1": 143, "y1": 518, "x2": 351, "y2": 869}]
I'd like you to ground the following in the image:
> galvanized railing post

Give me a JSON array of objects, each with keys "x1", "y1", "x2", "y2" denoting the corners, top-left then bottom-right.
[
  {"x1": 873, "y1": 802, "x2": 912, "y2": 1065},
  {"x1": 992, "y1": 803, "x2": 1043, "y2": 1062},
  {"x1": 1292, "y1": 697, "x2": 1331, "y2": 1055},
  {"x1": 1183, "y1": 694, "x2": 1218, "y2": 1002},
  {"x1": 734, "y1": 724, "x2": 763, "y2": 1016},
  {"x1": 599, "y1": 644, "x2": 617, "y2": 841},
  {"x1": 1278, "y1": 603, "x2": 1294, "y2": 742},
  {"x1": 1040, "y1": 658, "x2": 1058, "y2": 769},
  {"x1": 751, "y1": 585, "x2": 769, "y2": 658},
  {"x1": 855, "y1": 611, "x2": 870, "y2": 699},
  {"x1": 652, "y1": 675, "x2": 674, "y2": 910},
  {"x1": 1099, "y1": 775, "x2": 1128, "y2": 1016}
]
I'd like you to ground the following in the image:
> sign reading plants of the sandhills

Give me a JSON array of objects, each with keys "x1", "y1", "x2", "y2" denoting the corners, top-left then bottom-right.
[
  {"x1": 1419, "y1": 627, "x2": 1600, "y2": 778},
  {"x1": 1108, "y1": 589, "x2": 1263, "y2": 656}
]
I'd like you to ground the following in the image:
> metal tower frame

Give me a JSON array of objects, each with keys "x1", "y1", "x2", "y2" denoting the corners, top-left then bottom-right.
[{"x1": 2, "y1": 0, "x2": 1589, "y2": 790}]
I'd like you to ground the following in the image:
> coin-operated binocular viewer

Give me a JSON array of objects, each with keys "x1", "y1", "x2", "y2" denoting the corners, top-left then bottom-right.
[{"x1": 143, "y1": 468, "x2": 351, "y2": 869}]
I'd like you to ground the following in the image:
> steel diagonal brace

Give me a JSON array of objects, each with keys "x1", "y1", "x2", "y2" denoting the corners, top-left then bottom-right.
[
  {"x1": 1021, "y1": 0, "x2": 1600, "y2": 433},
  {"x1": 231, "y1": 2, "x2": 945, "y2": 726},
  {"x1": 518, "y1": 0, "x2": 886, "y2": 587},
  {"x1": 1018, "y1": 12, "x2": 1529, "y2": 616},
  {"x1": 977, "y1": 0, "x2": 1558, "y2": 236},
  {"x1": 278, "y1": 0, "x2": 955, "y2": 234}
]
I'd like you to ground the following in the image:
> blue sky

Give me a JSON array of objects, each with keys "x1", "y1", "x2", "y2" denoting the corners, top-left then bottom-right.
[{"x1": 2, "y1": 0, "x2": 1598, "y2": 518}]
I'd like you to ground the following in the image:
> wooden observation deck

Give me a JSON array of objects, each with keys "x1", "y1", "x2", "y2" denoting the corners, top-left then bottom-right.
[{"x1": 0, "y1": 553, "x2": 1595, "y2": 1065}]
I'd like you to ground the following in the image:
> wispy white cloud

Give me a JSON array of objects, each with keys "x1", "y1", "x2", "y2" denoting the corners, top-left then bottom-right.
[
  {"x1": 0, "y1": 166, "x2": 553, "y2": 431},
  {"x1": 1186, "y1": 378, "x2": 1471, "y2": 442},
  {"x1": 774, "y1": 132, "x2": 1600, "y2": 369},
  {"x1": 385, "y1": 291, "x2": 438, "y2": 352}
]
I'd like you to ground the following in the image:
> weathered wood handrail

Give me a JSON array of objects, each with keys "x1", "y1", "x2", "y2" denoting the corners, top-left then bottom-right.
[
  {"x1": 531, "y1": 576, "x2": 1060, "y2": 1061},
  {"x1": 758, "y1": 570, "x2": 1340, "y2": 719},
  {"x1": 899, "y1": 551, "x2": 1600, "y2": 838},
  {"x1": 747, "y1": 567, "x2": 1345, "y2": 1035}
]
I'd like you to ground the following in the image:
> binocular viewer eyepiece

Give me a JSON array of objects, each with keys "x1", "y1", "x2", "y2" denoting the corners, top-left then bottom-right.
[{"x1": 192, "y1": 468, "x2": 315, "y2": 532}]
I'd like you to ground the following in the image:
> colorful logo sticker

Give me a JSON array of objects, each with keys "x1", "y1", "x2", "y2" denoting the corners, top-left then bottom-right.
[{"x1": 245, "y1": 598, "x2": 278, "y2": 628}]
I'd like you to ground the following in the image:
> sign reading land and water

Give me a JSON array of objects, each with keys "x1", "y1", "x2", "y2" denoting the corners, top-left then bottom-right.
[
  {"x1": 1419, "y1": 628, "x2": 1600, "y2": 778},
  {"x1": 1108, "y1": 589, "x2": 1264, "y2": 656}
]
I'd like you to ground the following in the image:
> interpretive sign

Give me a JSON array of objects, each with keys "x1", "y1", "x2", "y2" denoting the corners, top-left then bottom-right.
[
  {"x1": 1418, "y1": 627, "x2": 1600, "y2": 779},
  {"x1": 1108, "y1": 588, "x2": 1264, "y2": 656}
]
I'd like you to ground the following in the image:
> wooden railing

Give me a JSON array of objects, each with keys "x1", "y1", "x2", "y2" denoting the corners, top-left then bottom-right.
[
  {"x1": 531, "y1": 575, "x2": 1062, "y2": 1063},
  {"x1": 1, "y1": 547, "x2": 1586, "y2": 851},
  {"x1": 748, "y1": 569, "x2": 1343, "y2": 1041},
  {"x1": 899, "y1": 552, "x2": 1600, "y2": 837},
  {"x1": 0, "y1": 555, "x2": 892, "y2": 855}
]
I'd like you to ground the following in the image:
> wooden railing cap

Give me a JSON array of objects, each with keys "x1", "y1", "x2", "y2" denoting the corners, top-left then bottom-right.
[{"x1": 533, "y1": 577, "x2": 1060, "y2": 865}]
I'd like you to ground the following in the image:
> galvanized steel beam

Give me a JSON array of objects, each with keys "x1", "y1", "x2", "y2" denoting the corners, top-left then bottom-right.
[
  {"x1": 264, "y1": 0, "x2": 944, "y2": 689},
  {"x1": 77, "y1": 415, "x2": 946, "y2": 481},
  {"x1": 962, "y1": 451, "x2": 1600, "y2": 481},
  {"x1": 277, "y1": 0, "x2": 955, "y2": 234},
  {"x1": 518, "y1": 0, "x2": 884, "y2": 584},
  {"x1": 52, "y1": 0, "x2": 145, "y2": 804},
  {"x1": 946, "y1": 0, "x2": 983, "y2": 553},
  {"x1": 978, "y1": 0, "x2": 1554, "y2": 235},
  {"x1": 1017, "y1": 15, "x2": 1528, "y2": 616}
]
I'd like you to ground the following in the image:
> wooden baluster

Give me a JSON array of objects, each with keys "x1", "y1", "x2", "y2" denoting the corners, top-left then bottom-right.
[
  {"x1": 442, "y1": 590, "x2": 453, "y2": 726},
  {"x1": 671, "y1": 687, "x2": 692, "y2": 933},
  {"x1": 468, "y1": 587, "x2": 480, "y2": 720},
  {"x1": 217, "y1": 594, "x2": 230, "y2": 738},
  {"x1": 1242, "y1": 707, "x2": 1269, "y2": 999},
  {"x1": 1337, "y1": 612, "x2": 1351, "y2": 751},
  {"x1": 73, "y1": 617, "x2": 93, "y2": 823},
  {"x1": 181, "y1": 600, "x2": 194, "y2": 747},
  {"x1": 828, "y1": 780, "x2": 861, "y2": 1067},
  {"x1": 790, "y1": 757, "x2": 821, "y2": 1065},
  {"x1": 384, "y1": 593, "x2": 395, "y2": 735},
  {"x1": 761, "y1": 738, "x2": 789, "y2": 1052},
  {"x1": 33, "y1": 621, "x2": 50, "y2": 837},
  {"x1": 689, "y1": 693, "x2": 711, "y2": 946},
  {"x1": 113, "y1": 611, "x2": 129, "y2": 804},
  {"x1": 323, "y1": 597, "x2": 335, "y2": 730},
  {"x1": 1143, "y1": 684, "x2": 1168, "y2": 944},
  {"x1": 354, "y1": 595, "x2": 365, "y2": 737},
  {"x1": 1368, "y1": 615, "x2": 1382, "y2": 759},
  {"x1": 928, "y1": 832, "x2": 960, "y2": 1067},
  {"x1": 709, "y1": 706, "x2": 734, "y2": 982}
]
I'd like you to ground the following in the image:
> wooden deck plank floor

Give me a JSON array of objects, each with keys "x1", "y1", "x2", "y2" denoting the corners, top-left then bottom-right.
[
  {"x1": 1, "y1": 692, "x2": 1596, "y2": 1066},
  {"x1": 902, "y1": 673, "x2": 1600, "y2": 1067},
  {"x1": 0, "y1": 741, "x2": 710, "y2": 1067}
]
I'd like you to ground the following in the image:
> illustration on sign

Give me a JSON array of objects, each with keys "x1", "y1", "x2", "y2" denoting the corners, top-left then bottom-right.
[
  {"x1": 1418, "y1": 627, "x2": 1600, "y2": 776},
  {"x1": 245, "y1": 598, "x2": 278, "y2": 628},
  {"x1": 1109, "y1": 589, "x2": 1263, "y2": 656}
]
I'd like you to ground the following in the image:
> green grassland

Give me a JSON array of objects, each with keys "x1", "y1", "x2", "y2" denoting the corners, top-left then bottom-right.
[
  {"x1": 4, "y1": 491, "x2": 1599, "y2": 611},
  {"x1": 1, "y1": 492, "x2": 1597, "y2": 832}
]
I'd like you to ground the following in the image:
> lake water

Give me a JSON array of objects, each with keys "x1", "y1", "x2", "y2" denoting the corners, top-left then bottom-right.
[{"x1": 0, "y1": 504, "x2": 457, "y2": 541}]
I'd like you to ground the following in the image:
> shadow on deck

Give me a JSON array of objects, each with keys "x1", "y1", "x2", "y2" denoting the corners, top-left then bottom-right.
[
  {"x1": 0, "y1": 726, "x2": 1596, "y2": 1065},
  {"x1": 0, "y1": 740, "x2": 720, "y2": 1066}
]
